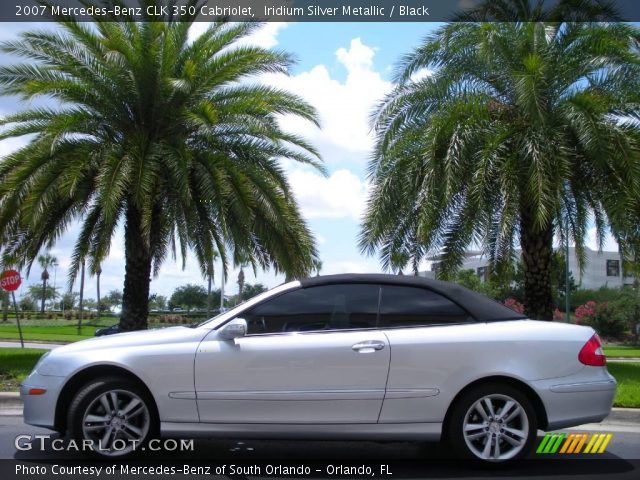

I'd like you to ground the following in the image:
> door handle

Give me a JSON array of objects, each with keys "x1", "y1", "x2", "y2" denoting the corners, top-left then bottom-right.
[{"x1": 352, "y1": 340, "x2": 385, "y2": 353}]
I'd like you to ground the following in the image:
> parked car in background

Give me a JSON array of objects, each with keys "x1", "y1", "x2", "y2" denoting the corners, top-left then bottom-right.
[
  {"x1": 93, "y1": 324, "x2": 120, "y2": 337},
  {"x1": 22, "y1": 274, "x2": 615, "y2": 463}
]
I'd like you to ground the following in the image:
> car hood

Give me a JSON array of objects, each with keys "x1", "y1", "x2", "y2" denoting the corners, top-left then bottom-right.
[
  {"x1": 35, "y1": 326, "x2": 211, "y2": 377},
  {"x1": 52, "y1": 325, "x2": 209, "y2": 354}
]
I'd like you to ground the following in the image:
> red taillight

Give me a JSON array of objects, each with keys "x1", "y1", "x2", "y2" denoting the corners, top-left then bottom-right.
[{"x1": 578, "y1": 334, "x2": 606, "y2": 366}]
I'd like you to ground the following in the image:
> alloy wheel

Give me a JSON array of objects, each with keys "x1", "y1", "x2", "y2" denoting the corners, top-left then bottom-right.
[
  {"x1": 462, "y1": 393, "x2": 529, "y2": 461},
  {"x1": 81, "y1": 389, "x2": 150, "y2": 456}
]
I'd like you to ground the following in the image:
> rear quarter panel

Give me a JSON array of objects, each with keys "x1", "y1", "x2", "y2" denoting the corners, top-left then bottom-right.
[{"x1": 379, "y1": 319, "x2": 594, "y2": 423}]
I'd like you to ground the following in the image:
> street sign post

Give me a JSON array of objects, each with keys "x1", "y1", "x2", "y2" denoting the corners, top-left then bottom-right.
[{"x1": 1, "y1": 269, "x2": 24, "y2": 348}]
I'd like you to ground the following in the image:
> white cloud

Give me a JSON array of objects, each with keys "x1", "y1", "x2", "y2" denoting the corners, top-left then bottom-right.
[
  {"x1": 335, "y1": 37, "x2": 376, "y2": 71},
  {"x1": 410, "y1": 68, "x2": 434, "y2": 83},
  {"x1": 0, "y1": 136, "x2": 29, "y2": 157},
  {"x1": 585, "y1": 227, "x2": 619, "y2": 253},
  {"x1": 188, "y1": 22, "x2": 288, "y2": 48},
  {"x1": 241, "y1": 22, "x2": 288, "y2": 48},
  {"x1": 321, "y1": 259, "x2": 379, "y2": 275},
  {"x1": 289, "y1": 168, "x2": 369, "y2": 220},
  {"x1": 264, "y1": 37, "x2": 392, "y2": 159}
]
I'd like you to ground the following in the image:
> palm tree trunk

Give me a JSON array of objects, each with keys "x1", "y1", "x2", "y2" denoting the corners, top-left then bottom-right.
[
  {"x1": 2, "y1": 292, "x2": 8, "y2": 322},
  {"x1": 207, "y1": 275, "x2": 212, "y2": 316},
  {"x1": 238, "y1": 267, "x2": 245, "y2": 303},
  {"x1": 520, "y1": 210, "x2": 554, "y2": 320},
  {"x1": 96, "y1": 269, "x2": 101, "y2": 324},
  {"x1": 120, "y1": 205, "x2": 152, "y2": 331},
  {"x1": 40, "y1": 278, "x2": 46, "y2": 314},
  {"x1": 77, "y1": 260, "x2": 85, "y2": 334}
]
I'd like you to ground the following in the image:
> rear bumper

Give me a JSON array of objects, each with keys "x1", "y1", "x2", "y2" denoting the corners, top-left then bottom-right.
[{"x1": 533, "y1": 371, "x2": 616, "y2": 431}]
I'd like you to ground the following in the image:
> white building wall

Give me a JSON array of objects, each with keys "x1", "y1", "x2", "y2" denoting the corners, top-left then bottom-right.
[{"x1": 422, "y1": 247, "x2": 634, "y2": 289}]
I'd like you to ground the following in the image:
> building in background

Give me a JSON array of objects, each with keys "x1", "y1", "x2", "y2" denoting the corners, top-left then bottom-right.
[{"x1": 422, "y1": 247, "x2": 635, "y2": 290}]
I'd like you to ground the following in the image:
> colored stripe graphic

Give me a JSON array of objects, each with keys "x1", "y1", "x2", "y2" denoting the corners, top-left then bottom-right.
[
  {"x1": 537, "y1": 432, "x2": 613, "y2": 454},
  {"x1": 584, "y1": 433, "x2": 599, "y2": 453},
  {"x1": 584, "y1": 433, "x2": 613, "y2": 454},
  {"x1": 597, "y1": 433, "x2": 613, "y2": 453},
  {"x1": 568, "y1": 433, "x2": 588, "y2": 453},
  {"x1": 537, "y1": 433, "x2": 565, "y2": 453}
]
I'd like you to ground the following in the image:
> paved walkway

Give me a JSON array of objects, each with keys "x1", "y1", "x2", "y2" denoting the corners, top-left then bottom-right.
[
  {"x1": 0, "y1": 341, "x2": 64, "y2": 350},
  {"x1": 608, "y1": 357, "x2": 640, "y2": 363}
]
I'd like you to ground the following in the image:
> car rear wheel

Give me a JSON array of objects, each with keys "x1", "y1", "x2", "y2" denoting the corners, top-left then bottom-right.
[
  {"x1": 67, "y1": 377, "x2": 157, "y2": 458},
  {"x1": 448, "y1": 383, "x2": 537, "y2": 463}
]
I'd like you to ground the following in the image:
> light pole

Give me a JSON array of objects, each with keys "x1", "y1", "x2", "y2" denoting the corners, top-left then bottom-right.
[
  {"x1": 220, "y1": 262, "x2": 225, "y2": 311},
  {"x1": 565, "y1": 215, "x2": 571, "y2": 323},
  {"x1": 52, "y1": 264, "x2": 57, "y2": 310}
]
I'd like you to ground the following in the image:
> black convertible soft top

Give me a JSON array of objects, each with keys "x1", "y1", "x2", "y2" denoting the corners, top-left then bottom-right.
[{"x1": 299, "y1": 273, "x2": 526, "y2": 322}]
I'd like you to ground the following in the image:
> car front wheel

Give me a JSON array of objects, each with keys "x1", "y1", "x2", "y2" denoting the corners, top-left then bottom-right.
[
  {"x1": 67, "y1": 377, "x2": 157, "y2": 457},
  {"x1": 448, "y1": 383, "x2": 537, "y2": 463}
]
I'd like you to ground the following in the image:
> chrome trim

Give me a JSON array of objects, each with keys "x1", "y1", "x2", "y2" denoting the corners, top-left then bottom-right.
[
  {"x1": 550, "y1": 380, "x2": 616, "y2": 393},
  {"x1": 196, "y1": 389, "x2": 386, "y2": 401},
  {"x1": 385, "y1": 388, "x2": 440, "y2": 399},
  {"x1": 168, "y1": 392, "x2": 197, "y2": 399}
]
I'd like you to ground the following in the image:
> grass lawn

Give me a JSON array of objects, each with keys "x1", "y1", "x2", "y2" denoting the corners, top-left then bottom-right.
[
  {"x1": 0, "y1": 325, "x2": 96, "y2": 343},
  {"x1": 607, "y1": 363, "x2": 640, "y2": 408},
  {"x1": 604, "y1": 345, "x2": 640, "y2": 358},
  {"x1": 0, "y1": 349, "x2": 638, "y2": 408},
  {"x1": 0, "y1": 348, "x2": 47, "y2": 391}
]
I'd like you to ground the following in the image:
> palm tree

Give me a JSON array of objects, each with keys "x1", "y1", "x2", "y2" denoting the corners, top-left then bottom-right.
[
  {"x1": 312, "y1": 258, "x2": 323, "y2": 277},
  {"x1": 389, "y1": 251, "x2": 410, "y2": 276},
  {"x1": 237, "y1": 267, "x2": 246, "y2": 302},
  {"x1": 77, "y1": 260, "x2": 85, "y2": 334},
  {"x1": 95, "y1": 263, "x2": 102, "y2": 322},
  {"x1": 37, "y1": 253, "x2": 58, "y2": 314},
  {"x1": 0, "y1": 5, "x2": 322, "y2": 331},
  {"x1": 202, "y1": 250, "x2": 218, "y2": 316},
  {"x1": 361, "y1": 20, "x2": 640, "y2": 320}
]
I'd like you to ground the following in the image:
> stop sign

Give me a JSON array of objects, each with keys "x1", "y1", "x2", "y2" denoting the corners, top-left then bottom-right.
[{"x1": 0, "y1": 269, "x2": 21, "y2": 292}]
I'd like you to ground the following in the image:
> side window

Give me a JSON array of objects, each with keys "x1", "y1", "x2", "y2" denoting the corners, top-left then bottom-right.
[
  {"x1": 243, "y1": 284, "x2": 380, "y2": 334},
  {"x1": 379, "y1": 285, "x2": 472, "y2": 328}
]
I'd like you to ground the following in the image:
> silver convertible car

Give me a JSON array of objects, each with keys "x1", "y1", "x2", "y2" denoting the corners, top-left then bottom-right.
[{"x1": 21, "y1": 274, "x2": 615, "y2": 463}]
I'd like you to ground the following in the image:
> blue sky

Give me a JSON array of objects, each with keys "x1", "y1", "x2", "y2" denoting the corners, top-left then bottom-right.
[{"x1": 0, "y1": 22, "x2": 618, "y2": 301}]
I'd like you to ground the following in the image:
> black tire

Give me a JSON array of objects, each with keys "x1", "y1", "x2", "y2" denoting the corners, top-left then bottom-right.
[
  {"x1": 447, "y1": 383, "x2": 537, "y2": 464},
  {"x1": 67, "y1": 377, "x2": 158, "y2": 458}
]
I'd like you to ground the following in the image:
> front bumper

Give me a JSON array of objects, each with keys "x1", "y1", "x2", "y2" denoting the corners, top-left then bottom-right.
[{"x1": 20, "y1": 371, "x2": 66, "y2": 430}]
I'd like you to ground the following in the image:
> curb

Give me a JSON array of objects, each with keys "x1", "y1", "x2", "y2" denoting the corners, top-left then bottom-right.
[
  {"x1": 605, "y1": 408, "x2": 640, "y2": 424},
  {"x1": 0, "y1": 392, "x2": 22, "y2": 409}
]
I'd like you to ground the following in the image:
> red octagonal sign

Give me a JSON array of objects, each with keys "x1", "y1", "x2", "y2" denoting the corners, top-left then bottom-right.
[{"x1": 1, "y1": 269, "x2": 21, "y2": 292}]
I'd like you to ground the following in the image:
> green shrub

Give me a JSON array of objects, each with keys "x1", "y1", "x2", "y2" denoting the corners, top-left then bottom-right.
[
  {"x1": 593, "y1": 302, "x2": 627, "y2": 339},
  {"x1": 575, "y1": 288, "x2": 640, "y2": 339},
  {"x1": 570, "y1": 287, "x2": 621, "y2": 310}
]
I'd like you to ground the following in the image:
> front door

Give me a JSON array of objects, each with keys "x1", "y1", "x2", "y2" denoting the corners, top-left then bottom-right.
[{"x1": 194, "y1": 283, "x2": 389, "y2": 423}]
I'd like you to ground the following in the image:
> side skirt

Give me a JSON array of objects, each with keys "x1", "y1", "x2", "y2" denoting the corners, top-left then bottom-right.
[{"x1": 160, "y1": 422, "x2": 442, "y2": 441}]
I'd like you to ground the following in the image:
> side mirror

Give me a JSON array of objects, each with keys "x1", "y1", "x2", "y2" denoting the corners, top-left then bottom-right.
[{"x1": 218, "y1": 318, "x2": 247, "y2": 340}]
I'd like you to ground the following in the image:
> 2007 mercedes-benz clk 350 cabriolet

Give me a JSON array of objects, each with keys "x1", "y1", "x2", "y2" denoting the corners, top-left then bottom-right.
[{"x1": 21, "y1": 274, "x2": 616, "y2": 463}]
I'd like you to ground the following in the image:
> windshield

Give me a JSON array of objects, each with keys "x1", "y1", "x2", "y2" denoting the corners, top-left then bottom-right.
[{"x1": 196, "y1": 281, "x2": 300, "y2": 328}]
